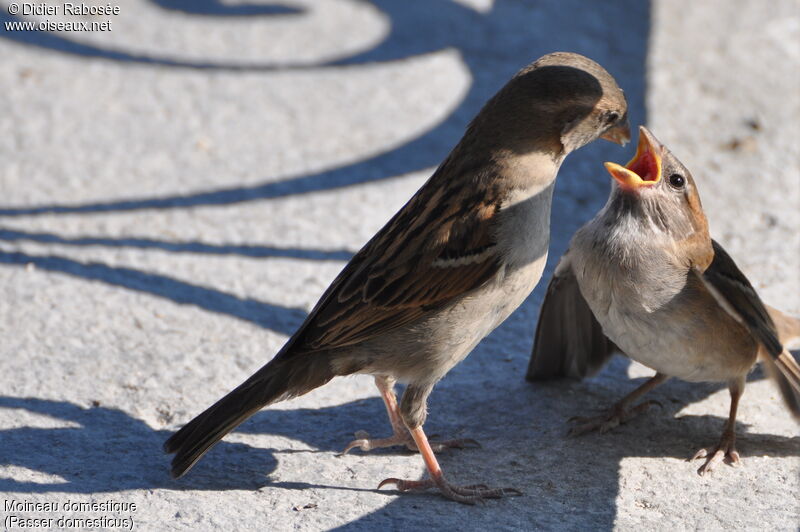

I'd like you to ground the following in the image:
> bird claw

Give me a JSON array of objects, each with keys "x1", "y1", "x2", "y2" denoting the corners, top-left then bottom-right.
[
  {"x1": 340, "y1": 431, "x2": 479, "y2": 455},
  {"x1": 692, "y1": 441, "x2": 741, "y2": 476},
  {"x1": 377, "y1": 476, "x2": 521, "y2": 504},
  {"x1": 567, "y1": 400, "x2": 659, "y2": 436},
  {"x1": 377, "y1": 477, "x2": 406, "y2": 490},
  {"x1": 461, "y1": 483, "x2": 489, "y2": 490},
  {"x1": 567, "y1": 413, "x2": 621, "y2": 436},
  {"x1": 338, "y1": 429, "x2": 417, "y2": 456},
  {"x1": 691, "y1": 448, "x2": 708, "y2": 461},
  {"x1": 647, "y1": 399, "x2": 664, "y2": 410},
  {"x1": 430, "y1": 437, "x2": 482, "y2": 451},
  {"x1": 339, "y1": 438, "x2": 369, "y2": 456}
]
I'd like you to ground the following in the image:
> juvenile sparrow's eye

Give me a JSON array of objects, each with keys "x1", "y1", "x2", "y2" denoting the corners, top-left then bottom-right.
[
  {"x1": 668, "y1": 173, "x2": 686, "y2": 189},
  {"x1": 604, "y1": 112, "x2": 619, "y2": 125}
]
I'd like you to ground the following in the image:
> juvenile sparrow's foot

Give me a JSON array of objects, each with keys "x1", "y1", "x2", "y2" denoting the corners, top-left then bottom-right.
[
  {"x1": 378, "y1": 474, "x2": 521, "y2": 505},
  {"x1": 340, "y1": 429, "x2": 479, "y2": 455},
  {"x1": 691, "y1": 431, "x2": 740, "y2": 475},
  {"x1": 692, "y1": 379, "x2": 744, "y2": 475},
  {"x1": 568, "y1": 400, "x2": 662, "y2": 436}
]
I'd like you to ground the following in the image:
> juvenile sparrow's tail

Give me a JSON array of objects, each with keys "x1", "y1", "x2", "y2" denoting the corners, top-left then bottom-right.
[
  {"x1": 762, "y1": 306, "x2": 800, "y2": 421},
  {"x1": 164, "y1": 354, "x2": 334, "y2": 478},
  {"x1": 768, "y1": 306, "x2": 800, "y2": 348}
]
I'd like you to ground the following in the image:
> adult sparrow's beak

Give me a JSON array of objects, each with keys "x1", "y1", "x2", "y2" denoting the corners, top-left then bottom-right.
[
  {"x1": 603, "y1": 126, "x2": 662, "y2": 190},
  {"x1": 600, "y1": 119, "x2": 631, "y2": 146}
]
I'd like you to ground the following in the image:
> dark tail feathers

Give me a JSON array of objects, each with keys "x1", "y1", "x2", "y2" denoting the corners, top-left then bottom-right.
[
  {"x1": 762, "y1": 349, "x2": 800, "y2": 422},
  {"x1": 164, "y1": 354, "x2": 333, "y2": 478},
  {"x1": 761, "y1": 307, "x2": 800, "y2": 421}
]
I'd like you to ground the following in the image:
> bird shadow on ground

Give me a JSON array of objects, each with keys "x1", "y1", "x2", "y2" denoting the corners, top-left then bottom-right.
[
  {"x1": 0, "y1": 248, "x2": 308, "y2": 336},
  {"x1": 0, "y1": 0, "x2": 650, "y2": 340},
  {"x1": 0, "y1": 395, "x2": 274, "y2": 494},
  {"x1": 148, "y1": 0, "x2": 302, "y2": 17},
  {"x1": 1, "y1": 346, "x2": 797, "y2": 530},
  {"x1": 0, "y1": 1, "x2": 303, "y2": 70},
  {"x1": 0, "y1": 0, "x2": 647, "y2": 217},
  {"x1": 0, "y1": 0, "x2": 652, "y2": 343},
  {"x1": 0, "y1": 228, "x2": 354, "y2": 262}
]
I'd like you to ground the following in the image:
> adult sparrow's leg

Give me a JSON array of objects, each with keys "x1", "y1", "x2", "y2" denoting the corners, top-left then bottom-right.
[
  {"x1": 376, "y1": 383, "x2": 520, "y2": 504},
  {"x1": 341, "y1": 376, "x2": 478, "y2": 454}
]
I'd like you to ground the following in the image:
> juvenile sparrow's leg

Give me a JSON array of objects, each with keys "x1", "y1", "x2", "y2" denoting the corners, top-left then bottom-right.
[
  {"x1": 569, "y1": 373, "x2": 668, "y2": 436},
  {"x1": 692, "y1": 377, "x2": 744, "y2": 475},
  {"x1": 341, "y1": 376, "x2": 478, "y2": 455},
  {"x1": 377, "y1": 384, "x2": 520, "y2": 504}
]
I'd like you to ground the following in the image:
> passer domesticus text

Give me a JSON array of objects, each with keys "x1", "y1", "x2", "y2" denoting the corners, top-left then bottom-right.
[
  {"x1": 526, "y1": 126, "x2": 800, "y2": 475},
  {"x1": 165, "y1": 52, "x2": 630, "y2": 503}
]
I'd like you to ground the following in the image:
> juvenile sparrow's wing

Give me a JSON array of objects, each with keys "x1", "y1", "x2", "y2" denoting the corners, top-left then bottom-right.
[
  {"x1": 695, "y1": 240, "x2": 782, "y2": 356},
  {"x1": 694, "y1": 239, "x2": 800, "y2": 416},
  {"x1": 526, "y1": 254, "x2": 618, "y2": 380},
  {"x1": 284, "y1": 159, "x2": 505, "y2": 356}
]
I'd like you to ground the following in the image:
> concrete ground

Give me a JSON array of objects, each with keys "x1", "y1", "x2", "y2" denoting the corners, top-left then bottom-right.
[{"x1": 1, "y1": 0, "x2": 798, "y2": 530}]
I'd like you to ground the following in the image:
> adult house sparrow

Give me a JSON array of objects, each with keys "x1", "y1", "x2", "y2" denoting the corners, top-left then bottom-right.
[
  {"x1": 164, "y1": 52, "x2": 630, "y2": 503},
  {"x1": 526, "y1": 126, "x2": 800, "y2": 475}
]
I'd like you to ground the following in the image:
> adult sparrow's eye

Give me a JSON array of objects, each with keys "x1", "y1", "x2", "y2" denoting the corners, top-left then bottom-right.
[
  {"x1": 604, "y1": 112, "x2": 619, "y2": 125},
  {"x1": 668, "y1": 173, "x2": 685, "y2": 189}
]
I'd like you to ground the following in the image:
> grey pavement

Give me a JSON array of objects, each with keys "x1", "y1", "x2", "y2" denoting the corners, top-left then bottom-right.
[{"x1": 0, "y1": 0, "x2": 798, "y2": 530}]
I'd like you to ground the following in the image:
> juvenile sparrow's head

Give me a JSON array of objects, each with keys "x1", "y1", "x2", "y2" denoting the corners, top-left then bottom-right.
[
  {"x1": 602, "y1": 126, "x2": 712, "y2": 267},
  {"x1": 471, "y1": 52, "x2": 630, "y2": 156}
]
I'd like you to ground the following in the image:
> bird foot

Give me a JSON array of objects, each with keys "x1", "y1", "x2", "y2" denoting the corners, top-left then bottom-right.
[
  {"x1": 377, "y1": 475, "x2": 521, "y2": 505},
  {"x1": 340, "y1": 430, "x2": 479, "y2": 455},
  {"x1": 568, "y1": 400, "x2": 661, "y2": 436},
  {"x1": 427, "y1": 434, "x2": 481, "y2": 452},
  {"x1": 691, "y1": 433, "x2": 740, "y2": 475}
]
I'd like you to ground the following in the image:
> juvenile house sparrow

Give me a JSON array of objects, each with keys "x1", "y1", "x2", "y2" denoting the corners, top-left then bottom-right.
[
  {"x1": 526, "y1": 126, "x2": 800, "y2": 475},
  {"x1": 164, "y1": 52, "x2": 630, "y2": 503}
]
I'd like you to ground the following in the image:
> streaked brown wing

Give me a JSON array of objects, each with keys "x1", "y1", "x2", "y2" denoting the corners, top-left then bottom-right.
[
  {"x1": 526, "y1": 255, "x2": 617, "y2": 380},
  {"x1": 284, "y1": 164, "x2": 504, "y2": 354}
]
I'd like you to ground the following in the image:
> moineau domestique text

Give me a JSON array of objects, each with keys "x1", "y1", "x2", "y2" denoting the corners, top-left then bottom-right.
[{"x1": 4, "y1": 499, "x2": 137, "y2": 512}]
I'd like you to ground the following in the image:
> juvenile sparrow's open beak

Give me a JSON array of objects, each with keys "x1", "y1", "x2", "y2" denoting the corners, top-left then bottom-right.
[
  {"x1": 604, "y1": 126, "x2": 662, "y2": 190},
  {"x1": 600, "y1": 119, "x2": 631, "y2": 146}
]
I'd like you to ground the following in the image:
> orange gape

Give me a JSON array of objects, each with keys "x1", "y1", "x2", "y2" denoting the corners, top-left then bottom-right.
[{"x1": 628, "y1": 149, "x2": 659, "y2": 182}]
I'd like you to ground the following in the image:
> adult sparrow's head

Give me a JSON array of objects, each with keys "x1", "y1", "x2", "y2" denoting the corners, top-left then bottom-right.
[{"x1": 470, "y1": 52, "x2": 630, "y2": 156}]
